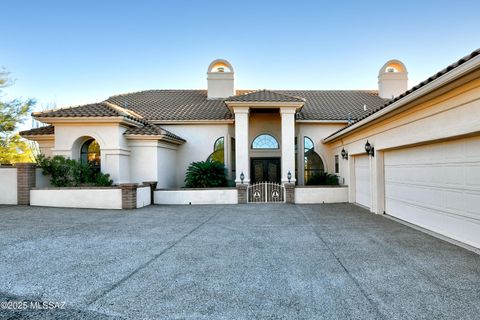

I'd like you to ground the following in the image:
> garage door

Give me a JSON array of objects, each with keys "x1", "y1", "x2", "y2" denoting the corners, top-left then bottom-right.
[
  {"x1": 355, "y1": 155, "x2": 371, "y2": 209},
  {"x1": 384, "y1": 136, "x2": 480, "y2": 249}
]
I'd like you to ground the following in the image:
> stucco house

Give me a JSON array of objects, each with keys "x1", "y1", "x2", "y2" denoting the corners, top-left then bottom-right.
[{"x1": 20, "y1": 49, "x2": 480, "y2": 249}]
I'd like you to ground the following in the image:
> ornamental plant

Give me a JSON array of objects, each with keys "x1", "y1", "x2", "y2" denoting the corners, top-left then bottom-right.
[
  {"x1": 184, "y1": 160, "x2": 230, "y2": 188},
  {"x1": 305, "y1": 172, "x2": 339, "y2": 186},
  {"x1": 36, "y1": 154, "x2": 113, "y2": 187}
]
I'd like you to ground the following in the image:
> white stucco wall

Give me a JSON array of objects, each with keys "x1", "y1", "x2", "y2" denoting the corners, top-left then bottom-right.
[
  {"x1": 161, "y1": 124, "x2": 230, "y2": 187},
  {"x1": 35, "y1": 168, "x2": 52, "y2": 188},
  {"x1": 154, "y1": 189, "x2": 237, "y2": 205},
  {"x1": 296, "y1": 123, "x2": 346, "y2": 185},
  {"x1": 129, "y1": 140, "x2": 158, "y2": 184},
  {"x1": 295, "y1": 186, "x2": 348, "y2": 204},
  {"x1": 136, "y1": 186, "x2": 151, "y2": 208},
  {"x1": 53, "y1": 124, "x2": 131, "y2": 183},
  {"x1": 157, "y1": 144, "x2": 177, "y2": 188},
  {"x1": 30, "y1": 188, "x2": 123, "y2": 209},
  {"x1": 0, "y1": 167, "x2": 17, "y2": 204}
]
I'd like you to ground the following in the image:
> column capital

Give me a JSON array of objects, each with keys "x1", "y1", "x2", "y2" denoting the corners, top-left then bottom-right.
[
  {"x1": 279, "y1": 107, "x2": 297, "y2": 115},
  {"x1": 232, "y1": 106, "x2": 250, "y2": 114}
]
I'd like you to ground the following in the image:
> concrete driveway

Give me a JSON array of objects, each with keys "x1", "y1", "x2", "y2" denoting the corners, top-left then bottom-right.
[{"x1": 0, "y1": 203, "x2": 479, "y2": 319}]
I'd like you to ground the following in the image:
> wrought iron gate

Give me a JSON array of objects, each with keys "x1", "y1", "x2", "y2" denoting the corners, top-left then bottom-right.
[{"x1": 247, "y1": 182, "x2": 285, "y2": 203}]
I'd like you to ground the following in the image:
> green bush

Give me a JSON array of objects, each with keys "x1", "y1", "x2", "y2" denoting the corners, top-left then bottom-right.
[
  {"x1": 36, "y1": 154, "x2": 113, "y2": 187},
  {"x1": 184, "y1": 160, "x2": 230, "y2": 188},
  {"x1": 305, "y1": 172, "x2": 339, "y2": 186}
]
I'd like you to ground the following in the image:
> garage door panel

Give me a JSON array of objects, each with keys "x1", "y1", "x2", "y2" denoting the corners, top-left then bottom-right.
[
  {"x1": 355, "y1": 155, "x2": 370, "y2": 209},
  {"x1": 386, "y1": 197, "x2": 480, "y2": 248},
  {"x1": 385, "y1": 136, "x2": 480, "y2": 249}
]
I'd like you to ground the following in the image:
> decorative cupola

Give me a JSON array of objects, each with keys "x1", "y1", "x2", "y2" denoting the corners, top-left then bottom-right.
[
  {"x1": 207, "y1": 59, "x2": 235, "y2": 99},
  {"x1": 378, "y1": 59, "x2": 408, "y2": 99}
]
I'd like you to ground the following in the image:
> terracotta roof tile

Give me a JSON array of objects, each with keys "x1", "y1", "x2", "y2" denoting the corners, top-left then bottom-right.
[
  {"x1": 19, "y1": 125, "x2": 54, "y2": 136},
  {"x1": 225, "y1": 89, "x2": 305, "y2": 103}
]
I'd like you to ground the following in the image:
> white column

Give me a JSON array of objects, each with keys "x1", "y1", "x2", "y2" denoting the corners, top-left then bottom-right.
[
  {"x1": 234, "y1": 107, "x2": 250, "y2": 183},
  {"x1": 372, "y1": 150, "x2": 385, "y2": 214},
  {"x1": 280, "y1": 108, "x2": 296, "y2": 184}
]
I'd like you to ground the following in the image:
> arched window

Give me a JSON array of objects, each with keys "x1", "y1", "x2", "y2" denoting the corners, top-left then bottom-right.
[
  {"x1": 80, "y1": 139, "x2": 101, "y2": 170},
  {"x1": 304, "y1": 136, "x2": 325, "y2": 184},
  {"x1": 252, "y1": 134, "x2": 279, "y2": 149},
  {"x1": 206, "y1": 137, "x2": 224, "y2": 164}
]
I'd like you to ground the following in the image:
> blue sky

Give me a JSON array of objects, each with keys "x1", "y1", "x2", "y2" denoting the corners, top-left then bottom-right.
[{"x1": 2, "y1": 0, "x2": 479, "y2": 114}]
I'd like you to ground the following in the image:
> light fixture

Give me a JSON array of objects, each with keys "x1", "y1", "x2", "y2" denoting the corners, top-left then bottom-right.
[
  {"x1": 287, "y1": 171, "x2": 292, "y2": 183},
  {"x1": 341, "y1": 148, "x2": 348, "y2": 160},
  {"x1": 365, "y1": 140, "x2": 375, "y2": 157},
  {"x1": 240, "y1": 172, "x2": 245, "y2": 184}
]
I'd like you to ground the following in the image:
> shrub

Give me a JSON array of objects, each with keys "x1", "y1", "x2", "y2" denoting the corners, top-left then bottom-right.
[
  {"x1": 305, "y1": 172, "x2": 339, "y2": 186},
  {"x1": 36, "y1": 154, "x2": 113, "y2": 187},
  {"x1": 184, "y1": 160, "x2": 230, "y2": 188}
]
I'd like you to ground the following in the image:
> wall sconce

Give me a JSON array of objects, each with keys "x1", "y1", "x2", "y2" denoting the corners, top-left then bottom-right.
[
  {"x1": 341, "y1": 148, "x2": 348, "y2": 160},
  {"x1": 365, "y1": 140, "x2": 375, "y2": 157},
  {"x1": 287, "y1": 171, "x2": 292, "y2": 183},
  {"x1": 240, "y1": 172, "x2": 245, "y2": 184}
]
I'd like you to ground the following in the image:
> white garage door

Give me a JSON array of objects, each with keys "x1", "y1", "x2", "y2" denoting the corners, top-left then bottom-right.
[
  {"x1": 355, "y1": 155, "x2": 371, "y2": 209},
  {"x1": 384, "y1": 136, "x2": 480, "y2": 249}
]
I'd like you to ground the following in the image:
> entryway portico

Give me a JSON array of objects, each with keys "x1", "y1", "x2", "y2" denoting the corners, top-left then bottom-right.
[{"x1": 225, "y1": 90, "x2": 305, "y2": 185}]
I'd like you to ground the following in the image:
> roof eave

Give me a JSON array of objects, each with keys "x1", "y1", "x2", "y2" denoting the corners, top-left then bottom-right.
[
  {"x1": 224, "y1": 101, "x2": 304, "y2": 113},
  {"x1": 124, "y1": 134, "x2": 185, "y2": 144},
  {"x1": 34, "y1": 116, "x2": 143, "y2": 127},
  {"x1": 323, "y1": 53, "x2": 480, "y2": 143}
]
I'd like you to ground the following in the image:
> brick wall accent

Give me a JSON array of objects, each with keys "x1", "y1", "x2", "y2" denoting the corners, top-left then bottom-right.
[
  {"x1": 284, "y1": 183, "x2": 295, "y2": 204},
  {"x1": 121, "y1": 183, "x2": 138, "y2": 209},
  {"x1": 143, "y1": 181, "x2": 158, "y2": 205},
  {"x1": 16, "y1": 163, "x2": 37, "y2": 205},
  {"x1": 236, "y1": 183, "x2": 248, "y2": 204}
]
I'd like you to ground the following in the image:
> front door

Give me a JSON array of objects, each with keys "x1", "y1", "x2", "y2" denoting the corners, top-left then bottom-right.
[{"x1": 251, "y1": 158, "x2": 281, "y2": 184}]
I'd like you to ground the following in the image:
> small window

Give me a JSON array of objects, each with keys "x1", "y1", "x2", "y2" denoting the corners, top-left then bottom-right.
[
  {"x1": 207, "y1": 137, "x2": 225, "y2": 164},
  {"x1": 80, "y1": 139, "x2": 101, "y2": 170},
  {"x1": 252, "y1": 134, "x2": 279, "y2": 149},
  {"x1": 334, "y1": 155, "x2": 339, "y2": 174}
]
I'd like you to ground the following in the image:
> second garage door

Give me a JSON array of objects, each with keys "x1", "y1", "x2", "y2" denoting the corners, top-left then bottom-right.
[
  {"x1": 384, "y1": 136, "x2": 480, "y2": 249},
  {"x1": 355, "y1": 154, "x2": 371, "y2": 209}
]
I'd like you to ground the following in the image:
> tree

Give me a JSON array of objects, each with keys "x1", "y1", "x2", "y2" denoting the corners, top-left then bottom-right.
[{"x1": 0, "y1": 69, "x2": 36, "y2": 164}]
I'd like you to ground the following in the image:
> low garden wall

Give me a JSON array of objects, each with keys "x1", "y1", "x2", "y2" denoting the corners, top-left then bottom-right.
[
  {"x1": 154, "y1": 188, "x2": 238, "y2": 205},
  {"x1": 30, "y1": 187, "x2": 123, "y2": 209},
  {"x1": 294, "y1": 186, "x2": 348, "y2": 204},
  {"x1": 136, "y1": 186, "x2": 151, "y2": 208},
  {"x1": 0, "y1": 166, "x2": 18, "y2": 205}
]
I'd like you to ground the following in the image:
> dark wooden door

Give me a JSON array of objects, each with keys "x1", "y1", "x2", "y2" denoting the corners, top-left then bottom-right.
[{"x1": 251, "y1": 158, "x2": 281, "y2": 183}]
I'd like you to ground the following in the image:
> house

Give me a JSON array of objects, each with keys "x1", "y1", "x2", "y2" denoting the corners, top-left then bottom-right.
[{"x1": 20, "y1": 49, "x2": 480, "y2": 249}]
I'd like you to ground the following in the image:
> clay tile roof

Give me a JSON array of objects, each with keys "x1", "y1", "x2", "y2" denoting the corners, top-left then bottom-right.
[
  {"x1": 105, "y1": 89, "x2": 384, "y2": 122},
  {"x1": 19, "y1": 125, "x2": 54, "y2": 136},
  {"x1": 106, "y1": 90, "x2": 231, "y2": 121},
  {"x1": 225, "y1": 89, "x2": 306, "y2": 103},
  {"x1": 33, "y1": 102, "x2": 142, "y2": 122},
  {"x1": 124, "y1": 123, "x2": 186, "y2": 142}
]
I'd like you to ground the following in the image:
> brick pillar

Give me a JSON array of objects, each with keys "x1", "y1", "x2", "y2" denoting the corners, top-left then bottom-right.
[
  {"x1": 284, "y1": 183, "x2": 295, "y2": 204},
  {"x1": 236, "y1": 183, "x2": 247, "y2": 204},
  {"x1": 143, "y1": 181, "x2": 158, "y2": 205},
  {"x1": 121, "y1": 183, "x2": 138, "y2": 209},
  {"x1": 16, "y1": 163, "x2": 37, "y2": 205}
]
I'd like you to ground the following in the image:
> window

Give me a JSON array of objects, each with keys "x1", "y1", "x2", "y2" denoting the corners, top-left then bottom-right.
[
  {"x1": 80, "y1": 139, "x2": 101, "y2": 170},
  {"x1": 231, "y1": 137, "x2": 236, "y2": 178},
  {"x1": 304, "y1": 136, "x2": 325, "y2": 184},
  {"x1": 334, "y1": 155, "x2": 339, "y2": 174},
  {"x1": 206, "y1": 137, "x2": 225, "y2": 164},
  {"x1": 252, "y1": 134, "x2": 279, "y2": 149}
]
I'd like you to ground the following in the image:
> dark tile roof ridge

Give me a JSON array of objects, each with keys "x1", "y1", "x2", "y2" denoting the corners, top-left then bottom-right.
[
  {"x1": 107, "y1": 89, "x2": 207, "y2": 99},
  {"x1": 325, "y1": 47, "x2": 480, "y2": 140},
  {"x1": 19, "y1": 125, "x2": 55, "y2": 136}
]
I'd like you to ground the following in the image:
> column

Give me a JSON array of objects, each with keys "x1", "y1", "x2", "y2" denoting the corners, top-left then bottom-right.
[
  {"x1": 16, "y1": 163, "x2": 37, "y2": 205},
  {"x1": 234, "y1": 107, "x2": 250, "y2": 184},
  {"x1": 280, "y1": 108, "x2": 296, "y2": 184}
]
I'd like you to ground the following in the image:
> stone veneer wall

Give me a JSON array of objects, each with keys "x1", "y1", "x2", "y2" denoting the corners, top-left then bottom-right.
[{"x1": 16, "y1": 163, "x2": 36, "y2": 205}]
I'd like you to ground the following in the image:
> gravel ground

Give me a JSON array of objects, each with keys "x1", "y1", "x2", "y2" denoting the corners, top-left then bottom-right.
[{"x1": 0, "y1": 203, "x2": 479, "y2": 319}]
